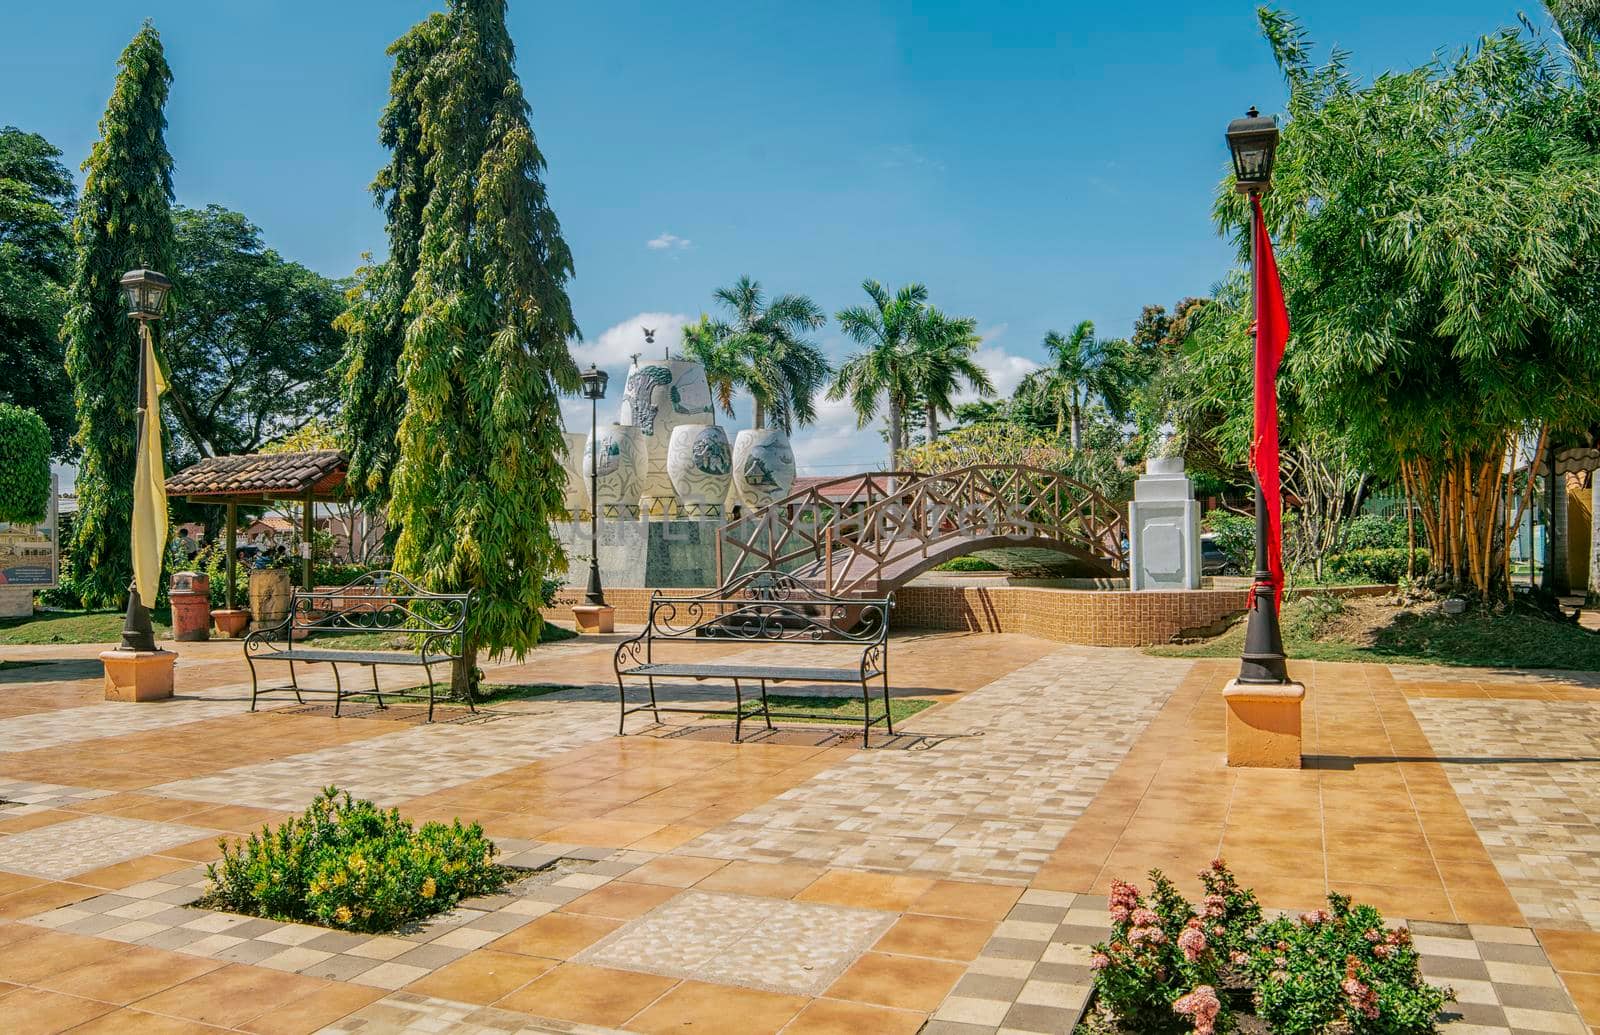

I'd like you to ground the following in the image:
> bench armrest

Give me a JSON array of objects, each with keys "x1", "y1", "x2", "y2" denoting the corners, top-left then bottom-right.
[
  {"x1": 242, "y1": 615, "x2": 292, "y2": 654},
  {"x1": 614, "y1": 629, "x2": 650, "y2": 674}
]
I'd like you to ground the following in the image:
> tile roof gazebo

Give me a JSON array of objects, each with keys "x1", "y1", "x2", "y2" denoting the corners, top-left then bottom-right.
[{"x1": 164, "y1": 450, "x2": 349, "y2": 605}]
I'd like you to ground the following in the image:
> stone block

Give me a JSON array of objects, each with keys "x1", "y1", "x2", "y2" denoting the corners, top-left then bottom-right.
[
  {"x1": 571, "y1": 604, "x2": 616, "y2": 635},
  {"x1": 1222, "y1": 679, "x2": 1305, "y2": 768},
  {"x1": 101, "y1": 649, "x2": 177, "y2": 702}
]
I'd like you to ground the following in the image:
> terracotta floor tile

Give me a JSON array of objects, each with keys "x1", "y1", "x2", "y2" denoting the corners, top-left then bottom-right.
[
  {"x1": 404, "y1": 948, "x2": 556, "y2": 1005},
  {"x1": 907, "y1": 880, "x2": 1023, "y2": 921},
  {"x1": 560, "y1": 881, "x2": 680, "y2": 920},
  {"x1": 0, "y1": 810, "x2": 77, "y2": 834},
  {"x1": 622, "y1": 855, "x2": 728, "y2": 888},
  {"x1": 59, "y1": 1007, "x2": 227, "y2": 1033},
  {"x1": 74, "y1": 853, "x2": 197, "y2": 892},
  {"x1": 0, "y1": 986, "x2": 116, "y2": 1034},
  {"x1": 238, "y1": 981, "x2": 384, "y2": 1035},
  {"x1": 778, "y1": 998, "x2": 926, "y2": 1035},
  {"x1": 0, "y1": 930, "x2": 130, "y2": 984},
  {"x1": 495, "y1": 962, "x2": 678, "y2": 1027},
  {"x1": 795, "y1": 870, "x2": 935, "y2": 912},
  {"x1": 0, "y1": 873, "x2": 44, "y2": 898},
  {"x1": 694, "y1": 860, "x2": 827, "y2": 900},
  {"x1": 823, "y1": 952, "x2": 964, "y2": 1012},
  {"x1": 489, "y1": 912, "x2": 624, "y2": 960},
  {"x1": 1332, "y1": 882, "x2": 1455, "y2": 922},
  {"x1": 613, "y1": 823, "x2": 707, "y2": 853},
  {"x1": 0, "y1": 882, "x2": 100, "y2": 920},
  {"x1": 131, "y1": 964, "x2": 331, "y2": 1028},
  {"x1": 1537, "y1": 930, "x2": 1600, "y2": 976},
  {"x1": 873, "y1": 914, "x2": 995, "y2": 962},
  {"x1": 40, "y1": 944, "x2": 223, "y2": 1005},
  {"x1": 538, "y1": 818, "x2": 664, "y2": 848},
  {"x1": 624, "y1": 979, "x2": 806, "y2": 1034},
  {"x1": 1560, "y1": 971, "x2": 1600, "y2": 1029}
]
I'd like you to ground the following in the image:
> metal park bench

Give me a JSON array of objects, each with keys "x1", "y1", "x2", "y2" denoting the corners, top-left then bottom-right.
[
  {"x1": 613, "y1": 569, "x2": 895, "y2": 743},
  {"x1": 243, "y1": 571, "x2": 471, "y2": 722}
]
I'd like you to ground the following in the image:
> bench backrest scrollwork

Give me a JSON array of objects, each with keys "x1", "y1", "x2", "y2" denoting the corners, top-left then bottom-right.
[{"x1": 256, "y1": 571, "x2": 470, "y2": 653}]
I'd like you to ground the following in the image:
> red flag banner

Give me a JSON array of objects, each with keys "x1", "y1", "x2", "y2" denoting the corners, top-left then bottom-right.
[{"x1": 1251, "y1": 196, "x2": 1288, "y2": 610}]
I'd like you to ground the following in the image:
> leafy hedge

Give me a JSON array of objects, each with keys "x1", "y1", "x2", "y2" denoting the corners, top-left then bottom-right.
[
  {"x1": 0, "y1": 403, "x2": 51, "y2": 524},
  {"x1": 1202, "y1": 512, "x2": 1255, "y2": 570},
  {"x1": 934, "y1": 556, "x2": 1003, "y2": 572},
  {"x1": 204, "y1": 787, "x2": 506, "y2": 933},
  {"x1": 1325, "y1": 548, "x2": 1430, "y2": 584},
  {"x1": 1343, "y1": 514, "x2": 1411, "y2": 551}
]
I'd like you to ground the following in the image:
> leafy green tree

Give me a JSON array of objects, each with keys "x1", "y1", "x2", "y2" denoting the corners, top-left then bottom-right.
[
  {"x1": 385, "y1": 0, "x2": 580, "y2": 692},
  {"x1": 679, "y1": 275, "x2": 829, "y2": 432},
  {"x1": 337, "y1": 12, "x2": 447, "y2": 510},
  {"x1": 61, "y1": 22, "x2": 177, "y2": 608},
  {"x1": 1015, "y1": 320, "x2": 1130, "y2": 450},
  {"x1": 1216, "y1": 5, "x2": 1600, "y2": 597},
  {"x1": 830, "y1": 280, "x2": 930, "y2": 468},
  {"x1": 909, "y1": 309, "x2": 992, "y2": 442},
  {"x1": 160, "y1": 205, "x2": 345, "y2": 464},
  {"x1": 0, "y1": 404, "x2": 51, "y2": 524},
  {"x1": 0, "y1": 128, "x2": 76, "y2": 457}
]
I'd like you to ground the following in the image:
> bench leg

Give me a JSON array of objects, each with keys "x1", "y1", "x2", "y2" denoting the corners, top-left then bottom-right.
[
  {"x1": 646, "y1": 676, "x2": 660, "y2": 725},
  {"x1": 732, "y1": 678, "x2": 743, "y2": 742},
  {"x1": 288, "y1": 660, "x2": 305, "y2": 706},
  {"x1": 330, "y1": 663, "x2": 344, "y2": 715},
  {"x1": 616, "y1": 675, "x2": 628, "y2": 736},
  {"x1": 759, "y1": 679, "x2": 774, "y2": 731},
  {"x1": 860, "y1": 679, "x2": 872, "y2": 746},
  {"x1": 882, "y1": 672, "x2": 895, "y2": 738},
  {"x1": 246, "y1": 654, "x2": 260, "y2": 712},
  {"x1": 422, "y1": 662, "x2": 436, "y2": 723}
]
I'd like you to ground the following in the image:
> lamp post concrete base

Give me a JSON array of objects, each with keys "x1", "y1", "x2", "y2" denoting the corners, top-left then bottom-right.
[
  {"x1": 101, "y1": 649, "x2": 176, "y2": 702},
  {"x1": 1222, "y1": 679, "x2": 1305, "y2": 768},
  {"x1": 571, "y1": 604, "x2": 615, "y2": 635}
]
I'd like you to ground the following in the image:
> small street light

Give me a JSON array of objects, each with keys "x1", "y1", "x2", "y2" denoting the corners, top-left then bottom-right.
[
  {"x1": 1225, "y1": 108, "x2": 1289, "y2": 686},
  {"x1": 580, "y1": 364, "x2": 610, "y2": 607},
  {"x1": 115, "y1": 268, "x2": 172, "y2": 653}
]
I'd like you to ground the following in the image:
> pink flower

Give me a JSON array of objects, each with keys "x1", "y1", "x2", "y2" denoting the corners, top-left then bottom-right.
[
  {"x1": 1109, "y1": 904, "x2": 1131, "y2": 924},
  {"x1": 1203, "y1": 893, "x2": 1227, "y2": 919},
  {"x1": 1131, "y1": 908, "x2": 1160, "y2": 928},
  {"x1": 1109, "y1": 879, "x2": 1140, "y2": 912},
  {"x1": 1344, "y1": 958, "x2": 1380, "y2": 1019},
  {"x1": 1129, "y1": 925, "x2": 1167, "y2": 946},
  {"x1": 1173, "y1": 984, "x2": 1222, "y2": 1035},
  {"x1": 1178, "y1": 926, "x2": 1208, "y2": 962},
  {"x1": 1364, "y1": 928, "x2": 1382, "y2": 943},
  {"x1": 1212, "y1": 923, "x2": 1226, "y2": 937},
  {"x1": 1299, "y1": 909, "x2": 1330, "y2": 925},
  {"x1": 1230, "y1": 950, "x2": 1249, "y2": 966},
  {"x1": 1373, "y1": 943, "x2": 1394, "y2": 959},
  {"x1": 1210, "y1": 858, "x2": 1228, "y2": 873},
  {"x1": 1090, "y1": 952, "x2": 1111, "y2": 971}
]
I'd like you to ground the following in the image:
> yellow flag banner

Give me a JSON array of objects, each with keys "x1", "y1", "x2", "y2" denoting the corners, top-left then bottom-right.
[{"x1": 132, "y1": 323, "x2": 168, "y2": 609}]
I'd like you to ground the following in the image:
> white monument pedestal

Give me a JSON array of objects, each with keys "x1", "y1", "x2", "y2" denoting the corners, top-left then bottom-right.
[{"x1": 1128, "y1": 457, "x2": 1201, "y2": 591}]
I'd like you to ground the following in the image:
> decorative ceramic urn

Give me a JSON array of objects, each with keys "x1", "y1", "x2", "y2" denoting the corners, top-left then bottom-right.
[
  {"x1": 667, "y1": 425, "x2": 734, "y2": 517},
  {"x1": 731, "y1": 427, "x2": 796, "y2": 508},
  {"x1": 619, "y1": 358, "x2": 714, "y2": 517},
  {"x1": 583, "y1": 422, "x2": 645, "y2": 518},
  {"x1": 561, "y1": 431, "x2": 587, "y2": 518}
]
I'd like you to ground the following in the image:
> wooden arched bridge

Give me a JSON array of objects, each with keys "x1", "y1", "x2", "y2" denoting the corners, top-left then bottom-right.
[{"x1": 717, "y1": 465, "x2": 1128, "y2": 595}]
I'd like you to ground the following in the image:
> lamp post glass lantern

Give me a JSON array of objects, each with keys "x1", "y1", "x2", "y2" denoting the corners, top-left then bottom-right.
[
  {"x1": 1225, "y1": 108, "x2": 1289, "y2": 685},
  {"x1": 116, "y1": 269, "x2": 172, "y2": 653},
  {"x1": 580, "y1": 364, "x2": 609, "y2": 606}
]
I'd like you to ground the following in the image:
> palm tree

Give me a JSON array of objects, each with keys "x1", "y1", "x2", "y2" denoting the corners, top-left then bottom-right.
[
  {"x1": 912, "y1": 310, "x2": 993, "y2": 442},
  {"x1": 830, "y1": 280, "x2": 929, "y2": 469},
  {"x1": 681, "y1": 276, "x2": 828, "y2": 433},
  {"x1": 1015, "y1": 320, "x2": 1130, "y2": 450}
]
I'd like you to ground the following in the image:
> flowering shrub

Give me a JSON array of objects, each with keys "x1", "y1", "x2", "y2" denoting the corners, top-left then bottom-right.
[
  {"x1": 1089, "y1": 863, "x2": 1451, "y2": 1034},
  {"x1": 204, "y1": 787, "x2": 506, "y2": 933},
  {"x1": 1247, "y1": 893, "x2": 1453, "y2": 1035}
]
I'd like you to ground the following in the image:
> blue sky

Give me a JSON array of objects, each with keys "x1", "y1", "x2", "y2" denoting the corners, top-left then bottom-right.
[{"x1": 7, "y1": 0, "x2": 1544, "y2": 476}]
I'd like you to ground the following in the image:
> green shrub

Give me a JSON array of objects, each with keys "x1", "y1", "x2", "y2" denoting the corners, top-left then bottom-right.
[
  {"x1": 1344, "y1": 514, "x2": 1410, "y2": 551},
  {"x1": 1325, "y1": 548, "x2": 1430, "y2": 584},
  {"x1": 1203, "y1": 511, "x2": 1255, "y2": 569},
  {"x1": 0, "y1": 403, "x2": 51, "y2": 524},
  {"x1": 1249, "y1": 893, "x2": 1453, "y2": 1034},
  {"x1": 204, "y1": 787, "x2": 506, "y2": 933},
  {"x1": 934, "y1": 556, "x2": 1003, "y2": 572}
]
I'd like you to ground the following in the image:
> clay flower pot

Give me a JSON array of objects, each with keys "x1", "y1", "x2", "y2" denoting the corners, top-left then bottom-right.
[{"x1": 211, "y1": 608, "x2": 249, "y2": 639}]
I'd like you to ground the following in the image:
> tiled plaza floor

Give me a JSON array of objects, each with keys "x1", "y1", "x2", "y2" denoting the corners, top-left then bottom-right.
[{"x1": 0, "y1": 631, "x2": 1597, "y2": 1032}]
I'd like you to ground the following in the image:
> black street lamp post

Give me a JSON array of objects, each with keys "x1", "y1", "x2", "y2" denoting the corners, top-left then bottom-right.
[
  {"x1": 1226, "y1": 108, "x2": 1289, "y2": 685},
  {"x1": 115, "y1": 268, "x2": 172, "y2": 654},
  {"x1": 580, "y1": 364, "x2": 610, "y2": 606}
]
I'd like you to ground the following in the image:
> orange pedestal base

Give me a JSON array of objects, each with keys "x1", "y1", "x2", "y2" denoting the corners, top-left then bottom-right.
[
  {"x1": 571, "y1": 604, "x2": 615, "y2": 635},
  {"x1": 101, "y1": 649, "x2": 177, "y2": 702},
  {"x1": 1222, "y1": 679, "x2": 1305, "y2": 769}
]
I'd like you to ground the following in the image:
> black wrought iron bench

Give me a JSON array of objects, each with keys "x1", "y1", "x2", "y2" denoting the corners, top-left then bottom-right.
[
  {"x1": 243, "y1": 571, "x2": 471, "y2": 722},
  {"x1": 613, "y1": 569, "x2": 894, "y2": 743}
]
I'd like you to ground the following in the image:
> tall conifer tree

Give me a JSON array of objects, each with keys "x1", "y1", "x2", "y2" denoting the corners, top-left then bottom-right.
[
  {"x1": 385, "y1": 0, "x2": 579, "y2": 691},
  {"x1": 62, "y1": 22, "x2": 176, "y2": 608}
]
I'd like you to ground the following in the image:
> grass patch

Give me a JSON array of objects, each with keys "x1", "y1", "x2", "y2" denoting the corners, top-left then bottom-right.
[
  {"x1": 342, "y1": 683, "x2": 569, "y2": 707},
  {"x1": 708, "y1": 693, "x2": 934, "y2": 725},
  {"x1": 298, "y1": 622, "x2": 578, "y2": 652},
  {"x1": 0, "y1": 608, "x2": 173, "y2": 645},
  {"x1": 1150, "y1": 594, "x2": 1600, "y2": 670}
]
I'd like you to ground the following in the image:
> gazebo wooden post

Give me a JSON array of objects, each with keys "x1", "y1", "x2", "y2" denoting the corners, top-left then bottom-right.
[
  {"x1": 225, "y1": 501, "x2": 238, "y2": 610},
  {"x1": 302, "y1": 486, "x2": 314, "y2": 590}
]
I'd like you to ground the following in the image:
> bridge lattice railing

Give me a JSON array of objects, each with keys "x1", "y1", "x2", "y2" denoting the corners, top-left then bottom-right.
[{"x1": 718, "y1": 465, "x2": 1128, "y2": 594}]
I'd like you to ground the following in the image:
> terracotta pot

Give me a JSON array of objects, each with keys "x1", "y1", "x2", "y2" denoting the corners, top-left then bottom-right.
[{"x1": 211, "y1": 608, "x2": 249, "y2": 638}]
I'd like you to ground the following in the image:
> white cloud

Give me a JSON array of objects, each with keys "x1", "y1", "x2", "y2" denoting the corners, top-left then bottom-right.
[
  {"x1": 646, "y1": 232, "x2": 691, "y2": 251},
  {"x1": 568, "y1": 311, "x2": 692, "y2": 370},
  {"x1": 969, "y1": 345, "x2": 1039, "y2": 401}
]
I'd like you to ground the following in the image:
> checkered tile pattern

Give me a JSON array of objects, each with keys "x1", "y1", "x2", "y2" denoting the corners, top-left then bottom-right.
[
  {"x1": 920, "y1": 901, "x2": 1585, "y2": 1035},
  {"x1": 0, "y1": 778, "x2": 117, "y2": 811},
  {"x1": 0, "y1": 815, "x2": 215, "y2": 879},
  {"x1": 23, "y1": 846, "x2": 648, "y2": 990}
]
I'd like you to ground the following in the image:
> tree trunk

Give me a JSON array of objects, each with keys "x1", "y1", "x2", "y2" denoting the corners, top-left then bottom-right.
[
  {"x1": 450, "y1": 628, "x2": 479, "y2": 701},
  {"x1": 1590, "y1": 476, "x2": 1600, "y2": 604},
  {"x1": 926, "y1": 405, "x2": 939, "y2": 443},
  {"x1": 1069, "y1": 404, "x2": 1082, "y2": 451},
  {"x1": 888, "y1": 399, "x2": 902, "y2": 471}
]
